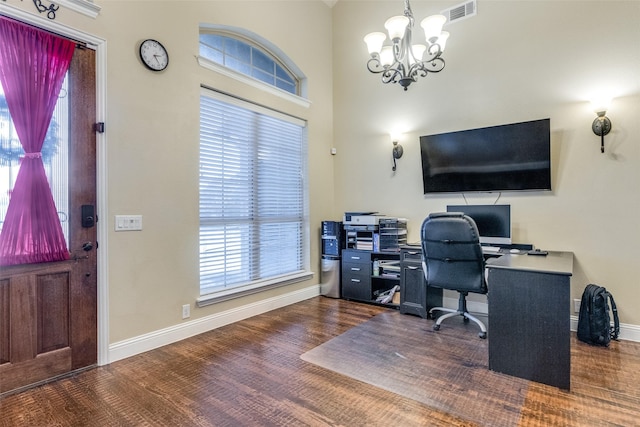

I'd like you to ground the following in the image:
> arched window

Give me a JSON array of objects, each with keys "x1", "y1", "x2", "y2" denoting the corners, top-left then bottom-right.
[
  {"x1": 199, "y1": 28, "x2": 302, "y2": 97},
  {"x1": 197, "y1": 26, "x2": 310, "y2": 304}
]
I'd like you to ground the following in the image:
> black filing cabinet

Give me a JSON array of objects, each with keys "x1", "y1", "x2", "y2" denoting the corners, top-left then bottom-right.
[
  {"x1": 399, "y1": 246, "x2": 442, "y2": 318},
  {"x1": 341, "y1": 249, "x2": 372, "y2": 301}
]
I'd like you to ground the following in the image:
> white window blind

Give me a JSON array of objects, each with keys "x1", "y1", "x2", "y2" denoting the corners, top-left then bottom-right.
[{"x1": 199, "y1": 89, "x2": 308, "y2": 298}]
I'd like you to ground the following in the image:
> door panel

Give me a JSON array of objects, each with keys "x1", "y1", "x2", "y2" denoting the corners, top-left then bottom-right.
[
  {"x1": 0, "y1": 262, "x2": 75, "y2": 393},
  {"x1": 38, "y1": 271, "x2": 70, "y2": 353},
  {"x1": 0, "y1": 42, "x2": 97, "y2": 395}
]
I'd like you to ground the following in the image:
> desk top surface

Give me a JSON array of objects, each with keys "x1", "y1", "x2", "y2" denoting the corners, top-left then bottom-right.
[{"x1": 486, "y1": 251, "x2": 574, "y2": 276}]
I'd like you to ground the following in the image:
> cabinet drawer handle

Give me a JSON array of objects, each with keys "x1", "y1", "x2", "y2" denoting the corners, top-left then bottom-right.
[
  {"x1": 351, "y1": 256, "x2": 360, "y2": 260},
  {"x1": 407, "y1": 251, "x2": 419, "y2": 255},
  {"x1": 350, "y1": 267, "x2": 361, "y2": 271},
  {"x1": 408, "y1": 266, "x2": 419, "y2": 270},
  {"x1": 351, "y1": 279, "x2": 361, "y2": 283}
]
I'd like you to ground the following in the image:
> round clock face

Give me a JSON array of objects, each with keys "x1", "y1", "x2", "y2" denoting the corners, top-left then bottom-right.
[{"x1": 139, "y1": 39, "x2": 169, "y2": 72}]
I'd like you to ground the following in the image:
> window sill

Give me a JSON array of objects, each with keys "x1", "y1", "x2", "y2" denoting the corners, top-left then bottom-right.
[
  {"x1": 197, "y1": 56, "x2": 311, "y2": 109},
  {"x1": 196, "y1": 270, "x2": 314, "y2": 307}
]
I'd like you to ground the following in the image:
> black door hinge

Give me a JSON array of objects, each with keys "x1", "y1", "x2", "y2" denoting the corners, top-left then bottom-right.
[{"x1": 94, "y1": 122, "x2": 105, "y2": 133}]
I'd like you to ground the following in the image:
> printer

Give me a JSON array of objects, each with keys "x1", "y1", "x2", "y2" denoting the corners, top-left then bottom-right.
[{"x1": 343, "y1": 212, "x2": 386, "y2": 226}]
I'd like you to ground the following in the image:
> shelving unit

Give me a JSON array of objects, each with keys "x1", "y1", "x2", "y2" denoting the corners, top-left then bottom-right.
[
  {"x1": 379, "y1": 218, "x2": 407, "y2": 252},
  {"x1": 341, "y1": 246, "x2": 443, "y2": 312},
  {"x1": 341, "y1": 249, "x2": 400, "y2": 307},
  {"x1": 344, "y1": 217, "x2": 406, "y2": 252},
  {"x1": 340, "y1": 217, "x2": 441, "y2": 313},
  {"x1": 344, "y1": 225, "x2": 378, "y2": 250}
]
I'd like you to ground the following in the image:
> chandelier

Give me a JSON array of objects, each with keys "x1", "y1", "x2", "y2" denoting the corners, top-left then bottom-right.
[{"x1": 364, "y1": 0, "x2": 449, "y2": 91}]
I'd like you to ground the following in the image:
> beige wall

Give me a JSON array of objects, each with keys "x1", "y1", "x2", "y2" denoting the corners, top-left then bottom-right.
[
  {"x1": 1, "y1": 0, "x2": 334, "y2": 344},
  {"x1": 98, "y1": 1, "x2": 334, "y2": 343},
  {"x1": 99, "y1": 1, "x2": 334, "y2": 343},
  {"x1": 333, "y1": 1, "x2": 640, "y2": 324}
]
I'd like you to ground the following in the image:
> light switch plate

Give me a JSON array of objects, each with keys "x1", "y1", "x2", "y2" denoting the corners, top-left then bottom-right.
[{"x1": 115, "y1": 215, "x2": 143, "y2": 231}]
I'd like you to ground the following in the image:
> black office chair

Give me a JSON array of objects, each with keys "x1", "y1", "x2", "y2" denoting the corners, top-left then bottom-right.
[{"x1": 421, "y1": 212, "x2": 488, "y2": 339}]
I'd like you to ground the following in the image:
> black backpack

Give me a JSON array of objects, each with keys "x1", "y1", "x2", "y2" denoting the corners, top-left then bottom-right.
[{"x1": 577, "y1": 284, "x2": 619, "y2": 346}]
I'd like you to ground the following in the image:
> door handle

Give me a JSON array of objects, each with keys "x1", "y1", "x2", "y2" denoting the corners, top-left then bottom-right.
[
  {"x1": 82, "y1": 241, "x2": 93, "y2": 251},
  {"x1": 81, "y1": 205, "x2": 95, "y2": 228}
]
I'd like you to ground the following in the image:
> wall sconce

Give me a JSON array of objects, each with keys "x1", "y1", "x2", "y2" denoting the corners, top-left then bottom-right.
[
  {"x1": 591, "y1": 100, "x2": 612, "y2": 153},
  {"x1": 392, "y1": 139, "x2": 403, "y2": 171}
]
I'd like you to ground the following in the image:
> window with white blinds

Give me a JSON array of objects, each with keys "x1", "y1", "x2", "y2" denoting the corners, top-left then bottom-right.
[{"x1": 199, "y1": 88, "x2": 309, "y2": 300}]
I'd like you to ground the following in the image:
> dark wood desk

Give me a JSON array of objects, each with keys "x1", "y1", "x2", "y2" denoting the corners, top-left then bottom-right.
[{"x1": 486, "y1": 251, "x2": 574, "y2": 390}]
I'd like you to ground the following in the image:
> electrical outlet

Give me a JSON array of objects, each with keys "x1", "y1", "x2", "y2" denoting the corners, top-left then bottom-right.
[
  {"x1": 574, "y1": 299, "x2": 581, "y2": 313},
  {"x1": 182, "y1": 304, "x2": 190, "y2": 319}
]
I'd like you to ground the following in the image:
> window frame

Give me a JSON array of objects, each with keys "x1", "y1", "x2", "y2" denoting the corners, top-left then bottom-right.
[
  {"x1": 197, "y1": 25, "x2": 310, "y2": 108},
  {"x1": 196, "y1": 87, "x2": 311, "y2": 307},
  {"x1": 199, "y1": 31, "x2": 298, "y2": 95}
]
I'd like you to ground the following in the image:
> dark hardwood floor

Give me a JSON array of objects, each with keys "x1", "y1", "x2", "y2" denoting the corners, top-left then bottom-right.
[{"x1": 1, "y1": 296, "x2": 639, "y2": 426}]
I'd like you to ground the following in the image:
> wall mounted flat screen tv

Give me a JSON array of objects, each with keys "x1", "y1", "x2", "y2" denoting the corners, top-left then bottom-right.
[{"x1": 420, "y1": 118, "x2": 551, "y2": 194}]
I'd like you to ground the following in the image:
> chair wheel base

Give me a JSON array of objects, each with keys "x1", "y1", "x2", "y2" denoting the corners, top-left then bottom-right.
[
  {"x1": 479, "y1": 331, "x2": 487, "y2": 339},
  {"x1": 433, "y1": 324, "x2": 441, "y2": 331}
]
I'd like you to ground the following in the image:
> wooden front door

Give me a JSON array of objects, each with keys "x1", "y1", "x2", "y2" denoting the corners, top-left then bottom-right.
[{"x1": 0, "y1": 45, "x2": 97, "y2": 395}]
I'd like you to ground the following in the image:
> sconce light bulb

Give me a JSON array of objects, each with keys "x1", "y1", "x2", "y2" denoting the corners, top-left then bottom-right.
[{"x1": 591, "y1": 96, "x2": 611, "y2": 116}]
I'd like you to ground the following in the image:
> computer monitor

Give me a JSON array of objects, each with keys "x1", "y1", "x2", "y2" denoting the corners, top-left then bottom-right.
[{"x1": 446, "y1": 204, "x2": 512, "y2": 245}]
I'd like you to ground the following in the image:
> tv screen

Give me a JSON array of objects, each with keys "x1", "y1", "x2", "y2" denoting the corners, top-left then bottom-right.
[{"x1": 420, "y1": 119, "x2": 551, "y2": 194}]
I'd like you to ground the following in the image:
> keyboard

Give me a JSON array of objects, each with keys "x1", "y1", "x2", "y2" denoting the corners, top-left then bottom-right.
[{"x1": 482, "y1": 246, "x2": 501, "y2": 253}]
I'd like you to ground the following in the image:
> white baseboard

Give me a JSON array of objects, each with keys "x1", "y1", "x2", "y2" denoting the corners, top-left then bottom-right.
[
  {"x1": 569, "y1": 315, "x2": 640, "y2": 342},
  {"x1": 443, "y1": 296, "x2": 640, "y2": 343},
  {"x1": 108, "y1": 285, "x2": 320, "y2": 364},
  {"x1": 108, "y1": 288, "x2": 639, "y2": 364}
]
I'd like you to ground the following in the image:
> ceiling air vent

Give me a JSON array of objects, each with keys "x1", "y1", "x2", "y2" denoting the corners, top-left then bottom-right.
[{"x1": 441, "y1": 0, "x2": 477, "y2": 24}]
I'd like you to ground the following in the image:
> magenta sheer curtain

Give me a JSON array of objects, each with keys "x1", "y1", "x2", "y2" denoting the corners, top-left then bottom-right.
[{"x1": 0, "y1": 16, "x2": 75, "y2": 266}]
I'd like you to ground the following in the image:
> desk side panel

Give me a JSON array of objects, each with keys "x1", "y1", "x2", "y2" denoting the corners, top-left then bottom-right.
[{"x1": 488, "y1": 268, "x2": 571, "y2": 390}]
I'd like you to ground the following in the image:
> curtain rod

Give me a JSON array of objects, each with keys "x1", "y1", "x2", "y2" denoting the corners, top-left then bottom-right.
[{"x1": 0, "y1": 13, "x2": 88, "y2": 48}]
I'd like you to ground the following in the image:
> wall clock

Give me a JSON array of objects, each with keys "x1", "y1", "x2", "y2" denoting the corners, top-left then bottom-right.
[{"x1": 139, "y1": 39, "x2": 169, "y2": 72}]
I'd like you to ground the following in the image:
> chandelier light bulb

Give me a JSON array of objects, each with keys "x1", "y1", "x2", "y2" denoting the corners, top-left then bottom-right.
[
  {"x1": 420, "y1": 14, "x2": 447, "y2": 43},
  {"x1": 436, "y1": 31, "x2": 450, "y2": 52},
  {"x1": 364, "y1": 32, "x2": 386, "y2": 55},
  {"x1": 380, "y1": 46, "x2": 394, "y2": 67},
  {"x1": 385, "y1": 15, "x2": 410, "y2": 41}
]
